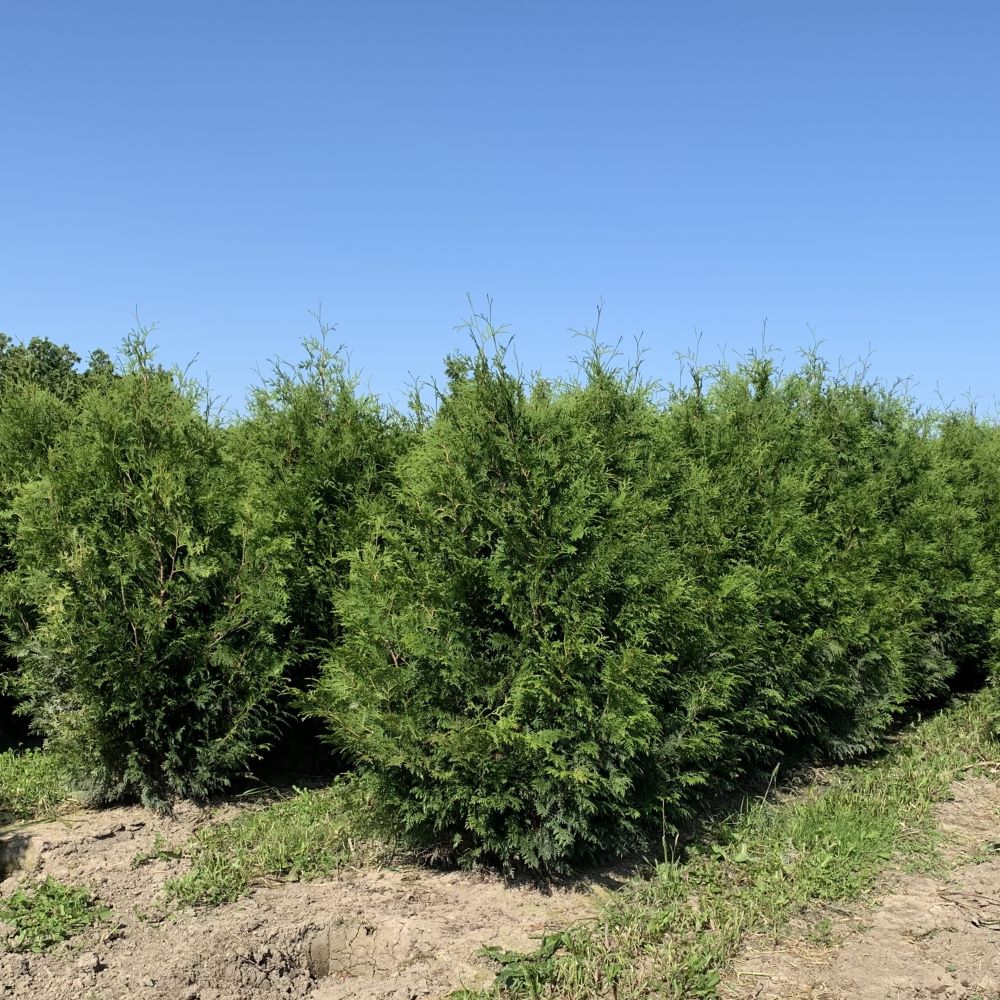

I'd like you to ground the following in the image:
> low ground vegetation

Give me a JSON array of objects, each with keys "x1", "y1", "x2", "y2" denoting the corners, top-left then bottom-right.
[
  {"x1": 0, "y1": 750, "x2": 71, "y2": 824},
  {"x1": 165, "y1": 782, "x2": 380, "y2": 905},
  {"x1": 0, "y1": 877, "x2": 110, "y2": 953}
]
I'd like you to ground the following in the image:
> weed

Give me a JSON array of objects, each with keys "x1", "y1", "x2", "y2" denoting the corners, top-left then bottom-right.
[
  {"x1": 807, "y1": 917, "x2": 834, "y2": 945},
  {"x1": 0, "y1": 877, "x2": 110, "y2": 953},
  {"x1": 130, "y1": 833, "x2": 184, "y2": 870}
]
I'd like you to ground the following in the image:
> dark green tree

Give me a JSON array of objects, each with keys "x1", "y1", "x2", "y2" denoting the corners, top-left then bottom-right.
[
  {"x1": 0, "y1": 334, "x2": 115, "y2": 746},
  {"x1": 232, "y1": 336, "x2": 409, "y2": 698},
  {"x1": 7, "y1": 334, "x2": 287, "y2": 804},
  {"x1": 307, "y1": 334, "x2": 697, "y2": 869}
]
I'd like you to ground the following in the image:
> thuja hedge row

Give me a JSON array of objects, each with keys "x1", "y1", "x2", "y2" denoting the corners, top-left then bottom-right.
[{"x1": 0, "y1": 328, "x2": 997, "y2": 868}]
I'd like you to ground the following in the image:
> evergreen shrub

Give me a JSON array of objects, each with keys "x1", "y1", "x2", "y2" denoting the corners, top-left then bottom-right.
[
  {"x1": 310, "y1": 342, "x2": 1000, "y2": 869},
  {"x1": 233, "y1": 336, "x2": 407, "y2": 691},
  {"x1": 6, "y1": 335, "x2": 286, "y2": 805},
  {"x1": 0, "y1": 336, "x2": 113, "y2": 744},
  {"x1": 307, "y1": 336, "x2": 697, "y2": 869},
  {"x1": 3, "y1": 320, "x2": 999, "y2": 866}
]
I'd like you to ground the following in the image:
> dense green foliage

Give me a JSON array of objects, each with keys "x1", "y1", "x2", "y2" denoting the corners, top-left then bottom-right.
[
  {"x1": 0, "y1": 324, "x2": 998, "y2": 869},
  {"x1": 0, "y1": 877, "x2": 110, "y2": 953},
  {"x1": 306, "y1": 342, "x2": 1000, "y2": 869},
  {"x1": 0, "y1": 335, "x2": 114, "y2": 746},
  {"x1": 4, "y1": 337, "x2": 287, "y2": 805},
  {"x1": 307, "y1": 341, "x2": 688, "y2": 867},
  {"x1": 233, "y1": 336, "x2": 408, "y2": 692}
]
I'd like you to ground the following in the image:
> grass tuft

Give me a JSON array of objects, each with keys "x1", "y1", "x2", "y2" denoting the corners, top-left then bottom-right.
[
  {"x1": 0, "y1": 749, "x2": 72, "y2": 826},
  {"x1": 165, "y1": 782, "x2": 377, "y2": 906}
]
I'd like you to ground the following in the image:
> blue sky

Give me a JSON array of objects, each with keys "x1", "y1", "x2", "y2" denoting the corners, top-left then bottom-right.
[{"x1": 2, "y1": 2, "x2": 998, "y2": 412}]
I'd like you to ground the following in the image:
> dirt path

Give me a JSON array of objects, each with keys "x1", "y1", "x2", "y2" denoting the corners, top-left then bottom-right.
[
  {"x1": 724, "y1": 776, "x2": 1000, "y2": 1000},
  {"x1": 0, "y1": 801, "x2": 610, "y2": 1000}
]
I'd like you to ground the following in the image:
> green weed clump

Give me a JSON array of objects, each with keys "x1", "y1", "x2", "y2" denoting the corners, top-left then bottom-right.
[
  {"x1": 0, "y1": 877, "x2": 110, "y2": 953},
  {"x1": 6, "y1": 333, "x2": 287, "y2": 806}
]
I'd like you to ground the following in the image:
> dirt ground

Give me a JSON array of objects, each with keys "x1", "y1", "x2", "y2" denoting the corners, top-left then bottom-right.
[
  {"x1": 3, "y1": 774, "x2": 999, "y2": 1000},
  {"x1": 724, "y1": 776, "x2": 1000, "y2": 1000},
  {"x1": 0, "y1": 800, "x2": 613, "y2": 1000}
]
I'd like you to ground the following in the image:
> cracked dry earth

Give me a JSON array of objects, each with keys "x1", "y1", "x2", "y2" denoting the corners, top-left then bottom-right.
[
  {"x1": 724, "y1": 776, "x2": 1000, "y2": 1000},
  {"x1": 0, "y1": 801, "x2": 610, "y2": 1000}
]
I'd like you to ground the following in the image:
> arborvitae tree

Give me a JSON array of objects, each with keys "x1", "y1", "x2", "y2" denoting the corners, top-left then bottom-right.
[
  {"x1": 927, "y1": 412, "x2": 1000, "y2": 687},
  {"x1": 7, "y1": 335, "x2": 286, "y2": 804},
  {"x1": 1, "y1": 319, "x2": 995, "y2": 860},
  {"x1": 659, "y1": 357, "x2": 929, "y2": 763},
  {"x1": 658, "y1": 355, "x2": 1000, "y2": 768},
  {"x1": 0, "y1": 335, "x2": 114, "y2": 746},
  {"x1": 307, "y1": 337, "x2": 696, "y2": 870},
  {"x1": 232, "y1": 337, "x2": 408, "y2": 697},
  {"x1": 309, "y1": 337, "x2": 1000, "y2": 869}
]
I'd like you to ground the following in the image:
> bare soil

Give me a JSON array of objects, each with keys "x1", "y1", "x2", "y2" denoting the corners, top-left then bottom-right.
[
  {"x1": 5, "y1": 773, "x2": 999, "y2": 1000},
  {"x1": 0, "y1": 801, "x2": 613, "y2": 1000},
  {"x1": 724, "y1": 776, "x2": 1000, "y2": 1000}
]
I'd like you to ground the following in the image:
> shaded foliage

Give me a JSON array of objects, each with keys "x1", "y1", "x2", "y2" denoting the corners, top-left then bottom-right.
[{"x1": 233, "y1": 336, "x2": 409, "y2": 693}]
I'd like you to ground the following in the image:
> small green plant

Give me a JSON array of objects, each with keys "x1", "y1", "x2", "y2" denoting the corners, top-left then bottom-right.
[
  {"x1": 807, "y1": 917, "x2": 835, "y2": 945},
  {"x1": 0, "y1": 749, "x2": 71, "y2": 824},
  {"x1": 130, "y1": 833, "x2": 184, "y2": 869},
  {"x1": 0, "y1": 877, "x2": 110, "y2": 953},
  {"x1": 472, "y1": 933, "x2": 576, "y2": 994}
]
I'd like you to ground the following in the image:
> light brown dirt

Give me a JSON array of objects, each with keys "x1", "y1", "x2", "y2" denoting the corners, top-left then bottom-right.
[
  {"x1": 0, "y1": 802, "x2": 612, "y2": 1000},
  {"x1": 725, "y1": 776, "x2": 1000, "y2": 1000},
  {"x1": 7, "y1": 775, "x2": 998, "y2": 1000}
]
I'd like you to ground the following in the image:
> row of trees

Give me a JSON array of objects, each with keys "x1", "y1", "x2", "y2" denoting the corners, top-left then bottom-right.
[{"x1": 1, "y1": 325, "x2": 997, "y2": 870}]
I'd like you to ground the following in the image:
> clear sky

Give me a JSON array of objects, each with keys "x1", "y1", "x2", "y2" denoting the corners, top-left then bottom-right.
[{"x1": 2, "y1": 2, "x2": 998, "y2": 412}]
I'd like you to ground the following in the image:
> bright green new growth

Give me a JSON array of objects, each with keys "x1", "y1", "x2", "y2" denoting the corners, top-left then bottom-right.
[
  {"x1": 0, "y1": 877, "x2": 110, "y2": 953},
  {"x1": 6, "y1": 333, "x2": 287, "y2": 806}
]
